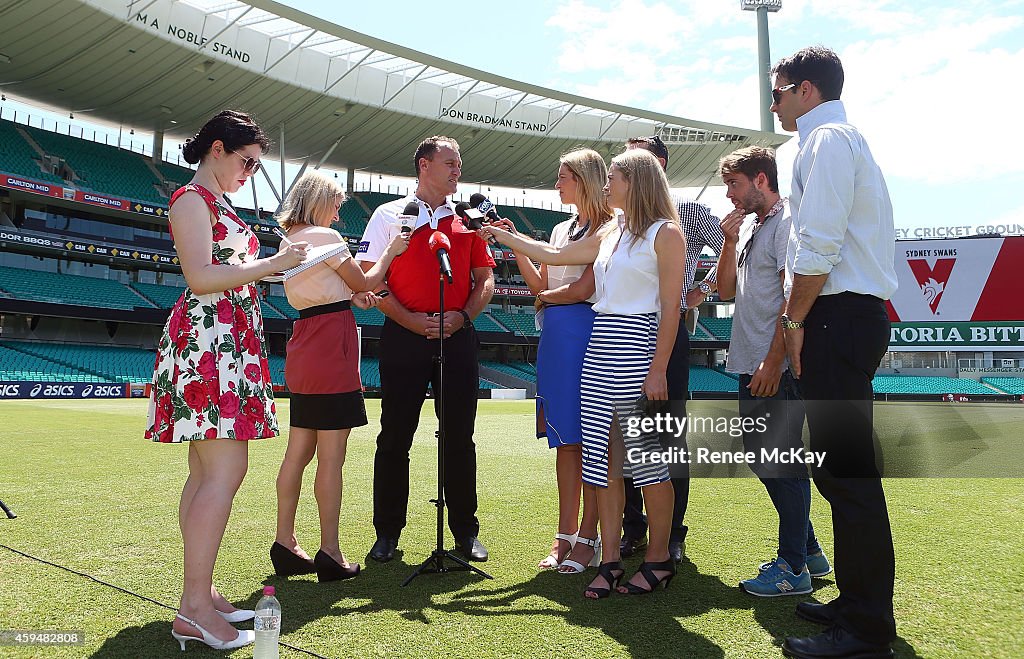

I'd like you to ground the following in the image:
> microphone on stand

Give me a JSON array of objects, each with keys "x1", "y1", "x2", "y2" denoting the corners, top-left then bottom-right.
[
  {"x1": 428, "y1": 231, "x2": 453, "y2": 284},
  {"x1": 396, "y1": 201, "x2": 419, "y2": 234}
]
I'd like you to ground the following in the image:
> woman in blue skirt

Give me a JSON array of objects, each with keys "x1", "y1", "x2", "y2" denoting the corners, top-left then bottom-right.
[{"x1": 499, "y1": 149, "x2": 614, "y2": 573}]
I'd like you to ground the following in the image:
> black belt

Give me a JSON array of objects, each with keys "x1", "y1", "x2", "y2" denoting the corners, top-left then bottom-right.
[{"x1": 298, "y1": 300, "x2": 351, "y2": 319}]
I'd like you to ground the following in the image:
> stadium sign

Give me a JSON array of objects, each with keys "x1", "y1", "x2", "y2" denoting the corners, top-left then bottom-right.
[
  {"x1": 896, "y1": 224, "x2": 1024, "y2": 239},
  {"x1": 0, "y1": 381, "x2": 127, "y2": 400},
  {"x1": 889, "y1": 321, "x2": 1024, "y2": 351},
  {"x1": 493, "y1": 286, "x2": 534, "y2": 297},
  {"x1": 0, "y1": 228, "x2": 179, "y2": 266},
  {"x1": 440, "y1": 108, "x2": 547, "y2": 134},
  {"x1": 1, "y1": 173, "x2": 63, "y2": 198}
]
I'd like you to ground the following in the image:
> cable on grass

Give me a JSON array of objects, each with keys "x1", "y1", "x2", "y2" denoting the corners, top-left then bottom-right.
[{"x1": 0, "y1": 543, "x2": 329, "y2": 659}]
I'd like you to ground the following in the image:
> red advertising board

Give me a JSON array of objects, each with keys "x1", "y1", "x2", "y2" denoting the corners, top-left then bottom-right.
[{"x1": 887, "y1": 236, "x2": 1024, "y2": 322}]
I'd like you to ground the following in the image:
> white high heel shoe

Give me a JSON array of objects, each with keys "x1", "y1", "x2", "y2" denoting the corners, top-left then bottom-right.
[
  {"x1": 171, "y1": 613, "x2": 255, "y2": 651},
  {"x1": 538, "y1": 532, "x2": 577, "y2": 569},
  {"x1": 558, "y1": 535, "x2": 602, "y2": 574},
  {"x1": 217, "y1": 608, "x2": 255, "y2": 623}
]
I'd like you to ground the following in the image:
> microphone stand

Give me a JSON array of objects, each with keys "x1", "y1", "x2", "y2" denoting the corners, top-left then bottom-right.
[
  {"x1": 0, "y1": 499, "x2": 15, "y2": 519},
  {"x1": 403, "y1": 260, "x2": 492, "y2": 586}
]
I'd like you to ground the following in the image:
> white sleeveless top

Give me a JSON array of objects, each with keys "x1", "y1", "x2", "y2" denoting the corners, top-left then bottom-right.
[
  {"x1": 546, "y1": 217, "x2": 599, "y2": 304},
  {"x1": 592, "y1": 218, "x2": 670, "y2": 316}
]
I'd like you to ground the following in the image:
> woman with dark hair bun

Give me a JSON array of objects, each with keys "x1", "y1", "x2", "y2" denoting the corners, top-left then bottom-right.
[{"x1": 146, "y1": 110, "x2": 309, "y2": 651}]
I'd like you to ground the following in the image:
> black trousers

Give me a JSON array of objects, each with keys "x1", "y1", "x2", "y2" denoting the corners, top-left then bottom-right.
[
  {"x1": 373, "y1": 319, "x2": 480, "y2": 541},
  {"x1": 801, "y1": 293, "x2": 896, "y2": 645},
  {"x1": 622, "y1": 315, "x2": 690, "y2": 543}
]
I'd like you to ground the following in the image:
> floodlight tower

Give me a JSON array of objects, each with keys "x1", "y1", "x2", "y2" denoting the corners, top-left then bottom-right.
[{"x1": 741, "y1": 0, "x2": 783, "y2": 132}]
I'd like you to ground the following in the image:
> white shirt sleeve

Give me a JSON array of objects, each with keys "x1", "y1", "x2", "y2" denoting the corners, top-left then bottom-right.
[
  {"x1": 356, "y1": 206, "x2": 393, "y2": 263},
  {"x1": 791, "y1": 127, "x2": 856, "y2": 276}
]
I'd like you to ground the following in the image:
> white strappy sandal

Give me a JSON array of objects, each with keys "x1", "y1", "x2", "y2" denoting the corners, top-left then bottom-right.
[
  {"x1": 558, "y1": 535, "x2": 602, "y2": 574},
  {"x1": 171, "y1": 613, "x2": 255, "y2": 651},
  {"x1": 538, "y1": 532, "x2": 578, "y2": 569}
]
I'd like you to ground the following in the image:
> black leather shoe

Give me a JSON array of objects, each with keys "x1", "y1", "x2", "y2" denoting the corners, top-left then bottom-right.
[
  {"x1": 270, "y1": 542, "x2": 316, "y2": 576},
  {"x1": 796, "y1": 601, "x2": 836, "y2": 626},
  {"x1": 314, "y1": 550, "x2": 360, "y2": 582},
  {"x1": 455, "y1": 536, "x2": 489, "y2": 562},
  {"x1": 368, "y1": 536, "x2": 398, "y2": 563},
  {"x1": 668, "y1": 539, "x2": 685, "y2": 564},
  {"x1": 782, "y1": 625, "x2": 893, "y2": 658},
  {"x1": 619, "y1": 535, "x2": 647, "y2": 558}
]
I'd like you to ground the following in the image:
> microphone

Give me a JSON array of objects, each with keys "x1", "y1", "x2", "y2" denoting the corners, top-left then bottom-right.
[
  {"x1": 455, "y1": 202, "x2": 500, "y2": 249},
  {"x1": 428, "y1": 231, "x2": 453, "y2": 284},
  {"x1": 468, "y1": 193, "x2": 501, "y2": 223},
  {"x1": 396, "y1": 201, "x2": 419, "y2": 234}
]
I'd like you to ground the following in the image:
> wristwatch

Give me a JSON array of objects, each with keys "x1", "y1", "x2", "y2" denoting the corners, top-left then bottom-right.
[
  {"x1": 458, "y1": 309, "x2": 472, "y2": 326},
  {"x1": 780, "y1": 314, "x2": 804, "y2": 330},
  {"x1": 698, "y1": 281, "x2": 712, "y2": 295}
]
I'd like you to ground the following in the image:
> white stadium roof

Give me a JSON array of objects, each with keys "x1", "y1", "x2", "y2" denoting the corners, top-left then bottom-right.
[{"x1": 0, "y1": 0, "x2": 788, "y2": 189}]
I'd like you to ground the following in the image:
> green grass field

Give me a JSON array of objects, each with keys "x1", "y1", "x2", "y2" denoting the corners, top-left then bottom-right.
[{"x1": 1, "y1": 399, "x2": 1022, "y2": 658}]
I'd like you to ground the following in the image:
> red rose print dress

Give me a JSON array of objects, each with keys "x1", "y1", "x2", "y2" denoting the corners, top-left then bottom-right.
[{"x1": 145, "y1": 183, "x2": 278, "y2": 443}]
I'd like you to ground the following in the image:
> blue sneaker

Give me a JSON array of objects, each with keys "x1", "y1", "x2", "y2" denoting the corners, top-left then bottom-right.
[
  {"x1": 806, "y1": 551, "x2": 833, "y2": 577},
  {"x1": 740, "y1": 557, "x2": 812, "y2": 597}
]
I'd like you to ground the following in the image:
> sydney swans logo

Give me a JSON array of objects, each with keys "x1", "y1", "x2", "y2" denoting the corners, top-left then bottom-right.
[{"x1": 907, "y1": 258, "x2": 956, "y2": 314}]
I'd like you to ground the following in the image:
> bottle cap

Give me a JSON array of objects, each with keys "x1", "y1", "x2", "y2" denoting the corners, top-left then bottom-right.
[{"x1": 263, "y1": 585, "x2": 275, "y2": 596}]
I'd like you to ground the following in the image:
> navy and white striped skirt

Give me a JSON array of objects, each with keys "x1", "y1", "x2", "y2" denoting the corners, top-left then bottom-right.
[{"x1": 579, "y1": 312, "x2": 670, "y2": 488}]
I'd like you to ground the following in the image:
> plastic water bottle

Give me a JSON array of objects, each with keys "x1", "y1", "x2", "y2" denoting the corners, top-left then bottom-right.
[{"x1": 253, "y1": 585, "x2": 281, "y2": 659}]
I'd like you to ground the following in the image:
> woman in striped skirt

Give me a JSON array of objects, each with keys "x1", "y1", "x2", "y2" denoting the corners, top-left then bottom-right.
[{"x1": 480, "y1": 148, "x2": 686, "y2": 598}]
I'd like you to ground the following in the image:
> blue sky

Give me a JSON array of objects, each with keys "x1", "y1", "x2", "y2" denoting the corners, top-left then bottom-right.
[{"x1": 288, "y1": 0, "x2": 1024, "y2": 231}]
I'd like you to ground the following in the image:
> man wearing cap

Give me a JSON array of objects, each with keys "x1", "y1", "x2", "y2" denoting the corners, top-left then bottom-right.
[
  {"x1": 357, "y1": 135, "x2": 496, "y2": 563},
  {"x1": 620, "y1": 135, "x2": 725, "y2": 563}
]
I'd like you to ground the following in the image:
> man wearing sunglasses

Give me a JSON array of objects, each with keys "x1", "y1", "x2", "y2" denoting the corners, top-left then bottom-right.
[
  {"x1": 715, "y1": 146, "x2": 831, "y2": 601},
  {"x1": 770, "y1": 47, "x2": 898, "y2": 659}
]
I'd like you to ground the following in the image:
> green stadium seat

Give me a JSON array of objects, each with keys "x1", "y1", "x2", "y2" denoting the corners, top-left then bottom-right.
[
  {"x1": 0, "y1": 266, "x2": 155, "y2": 310},
  {"x1": 481, "y1": 360, "x2": 537, "y2": 384},
  {"x1": 131, "y1": 282, "x2": 185, "y2": 309},
  {"x1": 0, "y1": 342, "x2": 149, "y2": 383},
  {"x1": 489, "y1": 309, "x2": 540, "y2": 337},
  {"x1": 0, "y1": 119, "x2": 65, "y2": 184},
  {"x1": 871, "y1": 376, "x2": 995, "y2": 395},
  {"x1": 689, "y1": 366, "x2": 739, "y2": 392},
  {"x1": 472, "y1": 312, "x2": 508, "y2": 333},
  {"x1": 699, "y1": 316, "x2": 733, "y2": 341},
  {"x1": 980, "y1": 377, "x2": 1024, "y2": 394}
]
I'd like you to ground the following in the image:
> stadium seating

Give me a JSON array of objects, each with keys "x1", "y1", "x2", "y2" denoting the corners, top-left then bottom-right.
[
  {"x1": 510, "y1": 362, "x2": 537, "y2": 378},
  {"x1": 472, "y1": 312, "x2": 507, "y2": 333},
  {"x1": 267, "y1": 295, "x2": 299, "y2": 319},
  {"x1": 980, "y1": 377, "x2": 1024, "y2": 394},
  {"x1": 334, "y1": 197, "x2": 370, "y2": 237},
  {"x1": 5, "y1": 341, "x2": 156, "y2": 383},
  {"x1": 0, "y1": 343, "x2": 104, "y2": 382},
  {"x1": 0, "y1": 266, "x2": 154, "y2": 310},
  {"x1": 356, "y1": 192, "x2": 401, "y2": 211},
  {"x1": 689, "y1": 324, "x2": 714, "y2": 341},
  {"x1": 515, "y1": 206, "x2": 570, "y2": 236},
  {"x1": 0, "y1": 119, "x2": 65, "y2": 184},
  {"x1": 489, "y1": 309, "x2": 540, "y2": 337},
  {"x1": 267, "y1": 353, "x2": 286, "y2": 386},
  {"x1": 131, "y1": 282, "x2": 185, "y2": 309},
  {"x1": 352, "y1": 306, "x2": 386, "y2": 327},
  {"x1": 259, "y1": 299, "x2": 286, "y2": 320},
  {"x1": 360, "y1": 357, "x2": 381, "y2": 388},
  {"x1": 689, "y1": 366, "x2": 740, "y2": 392},
  {"x1": 481, "y1": 361, "x2": 538, "y2": 384},
  {"x1": 871, "y1": 376, "x2": 994, "y2": 395},
  {"x1": 21, "y1": 123, "x2": 166, "y2": 205},
  {"x1": 699, "y1": 316, "x2": 733, "y2": 341}
]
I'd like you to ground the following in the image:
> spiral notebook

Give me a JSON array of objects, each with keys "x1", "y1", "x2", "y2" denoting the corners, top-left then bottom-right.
[{"x1": 260, "y1": 243, "x2": 349, "y2": 283}]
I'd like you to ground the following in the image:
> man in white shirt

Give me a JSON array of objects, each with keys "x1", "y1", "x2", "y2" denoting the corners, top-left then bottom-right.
[{"x1": 771, "y1": 46, "x2": 897, "y2": 659}]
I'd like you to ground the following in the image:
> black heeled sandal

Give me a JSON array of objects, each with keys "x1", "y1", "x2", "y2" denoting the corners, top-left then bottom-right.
[
  {"x1": 314, "y1": 549, "x2": 361, "y2": 582},
  {"x1": 270, "y1": 542, "x2": 316, "y2": 576},
  {"x1": 584, "y1": 561, "x2": 625, "y2": 599},
  {"x1": 621, "y1": 559, "x2": 676, "y2": 595}
]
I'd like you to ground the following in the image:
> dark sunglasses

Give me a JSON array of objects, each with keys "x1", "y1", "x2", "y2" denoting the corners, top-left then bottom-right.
[
  {"x1": 737, "y1": 219, "x2": 764, "y2": 268},
  {"x1": 229, "y1": 151, "x2": 262, "y2": 174},
  {"x1": 771, "y1": 83, "x2": 798, "y2": 104}
]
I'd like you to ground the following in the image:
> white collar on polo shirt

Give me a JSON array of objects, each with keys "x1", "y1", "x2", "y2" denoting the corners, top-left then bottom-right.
[{"x1": 408, "y1": 194, "x2": 455, "y2": 231}]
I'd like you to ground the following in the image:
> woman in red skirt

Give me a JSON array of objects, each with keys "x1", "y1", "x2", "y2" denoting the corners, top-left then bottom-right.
[{"x1": 271, "y1": 171, "x2": 407, "y2": 581}]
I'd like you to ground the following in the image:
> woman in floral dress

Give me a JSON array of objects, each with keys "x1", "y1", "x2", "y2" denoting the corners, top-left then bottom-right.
[{"x1": 146, "y1": 110, "x2": 308, "y2": 651}]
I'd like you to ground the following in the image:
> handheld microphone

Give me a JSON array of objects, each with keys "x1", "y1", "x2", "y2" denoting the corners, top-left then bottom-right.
[
  {"x1": 396, "y1": 201, "x2": 419, "y2": 234},
  {"x1": 455, "y1": 202, "x2": 499, "y2": 250},
  {"x1": 468, "y1": 193, "x2": 502, "y2": 223},
  {"x1": 428, "y1": 231, "x2": 454, "y2": 284}
]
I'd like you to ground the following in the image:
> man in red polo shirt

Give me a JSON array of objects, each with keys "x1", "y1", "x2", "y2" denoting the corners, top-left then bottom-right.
[{"x1": 357, "y1": 136, "x2": 496, "y2": 563}]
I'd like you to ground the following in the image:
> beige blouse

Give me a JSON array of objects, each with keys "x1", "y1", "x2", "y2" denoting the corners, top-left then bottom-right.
[{"x1": 283, "y1": 225, "x2": 354, "y2": 310}]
